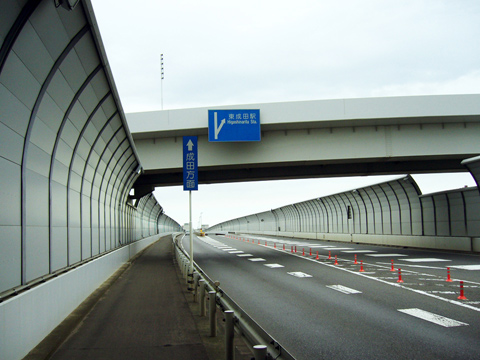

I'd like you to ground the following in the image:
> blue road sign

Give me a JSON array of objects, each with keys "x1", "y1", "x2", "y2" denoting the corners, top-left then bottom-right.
[
  {"x1": 208, "y1": 109, "x2": 260, "y2": 142},
  {"x1": 183, "y1": 136, "x2": 198, "y2": 191}
]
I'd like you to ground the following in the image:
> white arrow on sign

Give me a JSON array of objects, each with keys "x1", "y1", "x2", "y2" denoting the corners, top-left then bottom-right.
[
  {"x1": 214, "y1": 112, "x2": 225, "y2": 140},
  {"x1": 186, "y1": 139, "x2": 195, "y2": 151}
]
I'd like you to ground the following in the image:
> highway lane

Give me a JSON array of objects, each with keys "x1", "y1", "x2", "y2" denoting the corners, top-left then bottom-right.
[{"x1": 183, "y1": 234, "x2": 480, "y2": 359}]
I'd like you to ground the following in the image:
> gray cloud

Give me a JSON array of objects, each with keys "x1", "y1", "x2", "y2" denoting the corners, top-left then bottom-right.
[{"x1": 91, "y1": 0, "x2": 479, "y2": 225}]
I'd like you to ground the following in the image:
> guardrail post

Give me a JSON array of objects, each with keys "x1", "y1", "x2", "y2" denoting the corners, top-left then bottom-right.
[
  {"x1": 193, "y1": 273, "x2": 200, "y2": 301},
  {"x1": 180, "y1": 257, "x2": 185, "y2": 277},
  {"x1": 225, "y1": 310, "x2": 234, "y2": 360},
  {"x1": 253, "y1": 345, "x2": 267, "y2": 360},
  {"x1": 184, "y1": 260, "x2": 189, "y2": 281},
  {"x1": 187, "y1": 271, "x2": 195, "y2": 291},
  {"x1": 209, "y1": 291, "x2": 217, "y2": 337},
  {"x1": 199, "y1": 280, "x2": 206, "y2": 316}
]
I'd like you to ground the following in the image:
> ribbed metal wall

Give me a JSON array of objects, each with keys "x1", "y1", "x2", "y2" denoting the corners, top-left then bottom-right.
[
  {"x1": 0, "y1": 0, "x2": 179, "y2": 295},
  {"x1": 158, "y1": 213, "x2": 182, "y2": 233},
  {"x1": 209, "y1": 176, "x2": 480, "y2": 242},
  {"x1": 421, "y1": 188, "x2": 480, "y2": 237},
  {"x1": 462, "y1": 156, "x2": 480, "y2": 191}
]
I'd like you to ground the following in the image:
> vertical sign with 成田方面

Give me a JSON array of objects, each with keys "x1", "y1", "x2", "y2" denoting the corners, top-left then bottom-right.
[
  {"x1": 183, "y1": 136, "x2": 198, "y2": 191},
  {"x1": 183, "y1": 136, "x2": 197, "y2": 275}
]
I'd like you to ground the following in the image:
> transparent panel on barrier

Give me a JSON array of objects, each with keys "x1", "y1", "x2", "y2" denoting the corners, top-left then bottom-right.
[
  {"x1": 390, "y1": 181, "x2": 411, "y2": 236},
  {"x1": 421, "y1": 197, "x2": 436, "y2": 236},
  {"x1": 448, "y1": 192, "x2": 467, "y2": 236},
  {"x1": 465, "y1": 189, "x2": 480, "y2": 236},
  {"x1": 383, "y1": 184, "x2": 401, "y2": 235},
  {"x1": 433, "y1": 194, "x2": 450, "y2": 236}
]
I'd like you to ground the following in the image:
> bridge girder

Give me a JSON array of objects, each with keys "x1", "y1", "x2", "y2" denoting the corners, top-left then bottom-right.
[{"x1": 133, "y1": 156, "x2": 471, "y2": 189}]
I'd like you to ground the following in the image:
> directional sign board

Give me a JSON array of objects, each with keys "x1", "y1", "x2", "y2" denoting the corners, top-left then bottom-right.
[
  {"x1": 183, "y1": 136, "x2": 198, "y2": 191},
  {"x1": 208, "y1": 109, "x2": 260, "y2": 142}
]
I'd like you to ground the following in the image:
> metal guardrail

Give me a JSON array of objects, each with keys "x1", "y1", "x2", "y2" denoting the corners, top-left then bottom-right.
[{"x1": 172, "y1": 232, "x2": 296, "y2": 360}]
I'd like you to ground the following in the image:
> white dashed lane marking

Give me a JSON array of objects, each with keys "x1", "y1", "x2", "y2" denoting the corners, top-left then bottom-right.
[
  {"x1": 287, "y1": 272, "x2": 312, "y2": 278},
  {"x1": 400, "y1": 258, "x2": 451, "y2": 262},
  {"x1": 398, "y1": 308, "x2": 468, "y2": 327},
  {"x1": 366, "y1": 253, "x2": 408, "y2": 257},
  {"x1": 451, "y1": 265, "x2": 480, "y2": 270},
  {"x1": 326, "y1": 285, "x2": 362, "y2": 294},
  {"x1": 342, "y1": 250, "x2": 377, "y2": 253},
  {"x1": 248, "y1": 258, "x2": 266, "y2": 262},
  {"x1": 264, "y1": 263, "x2": 284, "y2": 268}
]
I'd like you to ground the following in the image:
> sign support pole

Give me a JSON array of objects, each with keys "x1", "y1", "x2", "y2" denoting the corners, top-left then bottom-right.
[
  {"x1": 183, "y1": 135, "x2": 198, "y2": 276},
  {"x1": 189, "y1": 190, "x2": 193, "y2": 275}
]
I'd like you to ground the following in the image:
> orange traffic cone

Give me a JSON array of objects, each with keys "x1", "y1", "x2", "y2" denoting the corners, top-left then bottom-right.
[
  {"x1": 446, "y1": 267, "x2": 453, "y2": 282},
  {"x1": 397, "y1": 268, "x2": 404, "y2": 283},
  {"x1": 458, "y1": 281, "x2": 467, "y2": 300}
]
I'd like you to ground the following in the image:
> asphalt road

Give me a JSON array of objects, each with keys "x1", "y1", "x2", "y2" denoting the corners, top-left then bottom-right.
[{"x1": 183, "y1": 234, "x2": 480, "y2": 360}]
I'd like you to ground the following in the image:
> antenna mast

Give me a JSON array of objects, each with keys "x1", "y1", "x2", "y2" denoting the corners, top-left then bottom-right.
[{"x1": 160, "y1": 54, "x2": 164, "y2": 110}]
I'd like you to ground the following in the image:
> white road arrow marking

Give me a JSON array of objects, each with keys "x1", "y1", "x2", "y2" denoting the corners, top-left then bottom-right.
[
  {"x1": 186, "y1": 139, "x2": 194, "y2": 151},
  {"x1": 214, "y1": 112, "x2": 225, "y2": 140}
]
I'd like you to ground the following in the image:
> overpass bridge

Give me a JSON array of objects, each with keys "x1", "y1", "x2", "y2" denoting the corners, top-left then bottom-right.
[
  {"x1": 128, "y1": 95, "x2": 480, "y2": 196},
  {"x1": 1, "y1": 1, "x2": 480, "y2": 359}
]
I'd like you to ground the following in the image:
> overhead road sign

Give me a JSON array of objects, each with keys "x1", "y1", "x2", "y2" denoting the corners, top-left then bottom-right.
[
  {"x1": 183, "y1": 136, "x2": 198, "y2": 191},
  {"x1": 208, "y1": 109, "x2": 260, "y2": 142}
]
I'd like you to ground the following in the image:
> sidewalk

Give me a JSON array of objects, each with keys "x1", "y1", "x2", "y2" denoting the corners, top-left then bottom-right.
[{"x1": 46, "y1": 237, "x2": 211, "y2": 360}]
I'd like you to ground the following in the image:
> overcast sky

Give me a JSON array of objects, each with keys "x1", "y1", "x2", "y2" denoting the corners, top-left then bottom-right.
[{"x1": 91, "y1": 0, "x2": 479, "y2": 226}]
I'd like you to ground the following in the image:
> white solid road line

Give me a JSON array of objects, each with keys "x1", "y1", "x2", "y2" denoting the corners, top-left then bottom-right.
[{"x1": 398, "y1": 308, "x2": 468, "y2": 327}]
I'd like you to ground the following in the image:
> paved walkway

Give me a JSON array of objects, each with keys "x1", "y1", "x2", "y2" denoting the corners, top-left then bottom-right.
[{"x1": 49, "y1": 237, "x2": 210, "y2": 360}]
